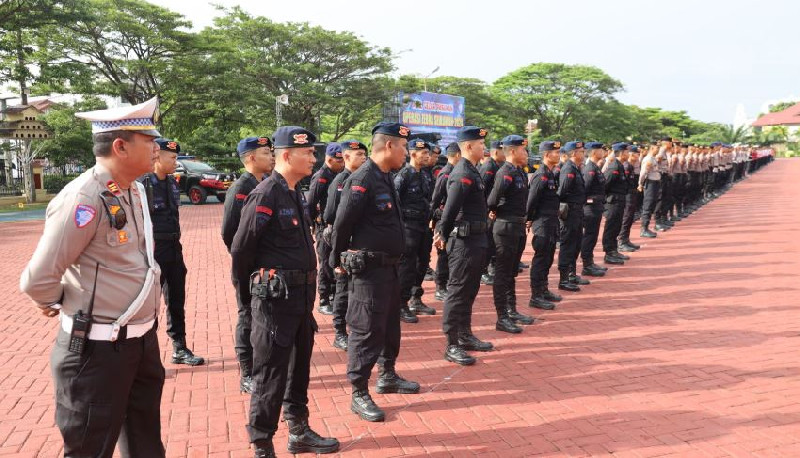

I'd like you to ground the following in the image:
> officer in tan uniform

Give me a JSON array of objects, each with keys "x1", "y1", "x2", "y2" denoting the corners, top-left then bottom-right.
[{"x1": 20, "y1": 97, "x2": 165, "y2": 458}]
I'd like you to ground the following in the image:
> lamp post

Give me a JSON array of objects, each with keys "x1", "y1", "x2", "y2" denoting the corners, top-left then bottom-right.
[
  {"x1": 423, "y1": 66, "x2": 440, "y2": 92},
  {"x1": 275, "y1": 94, "x2": 288, "y2": 128}
]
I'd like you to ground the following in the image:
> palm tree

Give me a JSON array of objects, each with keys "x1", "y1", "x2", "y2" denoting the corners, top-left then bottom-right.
[{"x1": 719, "y1": 124, "x2": 750, "y2": 144}]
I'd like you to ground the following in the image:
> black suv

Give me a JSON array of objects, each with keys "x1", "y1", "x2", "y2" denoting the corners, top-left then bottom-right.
[{"x1": 175, "y1": 156, "x2": 236, "y2": 204}]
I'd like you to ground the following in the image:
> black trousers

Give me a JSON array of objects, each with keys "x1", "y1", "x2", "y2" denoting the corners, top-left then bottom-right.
[
  {"x1": 530, "y1": 217, "x2": 558, "y2": 290},
  {"x1": 315, "y1": 227, "x2": 335, "y2": 302},
  {"x1": 655, "y1": 174, "x2": 672, "y2": 220},
  {"x1": 484, "y1": 220, "x2": 496, "y2": 275},
  {"x1": 434, "y1": 220, "x2": 449, "y2": 290},
  {"x1": 641, "y1": 179, "x2": 661, "y2": 227},
  {"x1": 558, "y1": 203, "x2": 584, "y2": 274},
  {"x1": 399, "y1": 225, "x2": 425, "y2": 304},
  {"x1": 232, "y1": 269, "x2": 254, "y2": 369},
  {"x1": 602, "y1": 194, "x2": 625, "y2": 253},
  {"x1": 492, "y1": 221, "x2": 526, "y2": 313},
  {"x1": 581, "y1": 201, "x2": 604, "y2": 265},
  {"x1": 414, "y1": 227, "x2": 434, "y2": 298},
  {"x1": 443, "y1": 236, "x2": 487, "y2": 344},
  {"x1": 248, "y1": 284, "x2": 316, "y2": 442},
  {"x1": 618, "y1": 192, "x2": 637, "y2": 242},
  {"x1": 347, "y1": 265, "x2": 401, "y2": 389},
  {"x1": 332, "y1": 271, "x2": 349, "y2": 335},
  {"x1": 672, "y1": 174, "x2": 687, "y2": 214},
  {"x1": 51, "y1": 326, "x2": 165, "y2": 458},
  {"x1": 154, "y1": 241, "x2": 186, "y2": 344}
]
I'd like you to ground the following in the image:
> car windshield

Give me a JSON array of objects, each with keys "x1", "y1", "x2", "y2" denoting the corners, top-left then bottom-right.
[{"x1": 181, "y1": 160, "x2": 215, "y2": 173}]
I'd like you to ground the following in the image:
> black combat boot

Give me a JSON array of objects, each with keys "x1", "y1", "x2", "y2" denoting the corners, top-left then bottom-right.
[
  {"x1": 172, "y1": 340, "x2": 205, "y2": 366},
  {"x1": 569, "y1": 271, "x2": 591, "y2": 285},
  {"x1": 286, "y1": 418, "x2": 340, "y2": 454},
  {"x1": 603, "y1": 253, "x2": 625, "y2": 265},
  {"x1": 253, "y1": 439, "x2": 276, "y2": 458},
  {"x1": 558, "y1": 271, "x2": 580, "y2": 292},
  {"x1": 332, "y1": 332, "x2": 348, "y2": 351},
  {"x1": 318, "y1": 297, "x2": 333, "y2": 316},
  {"x1": 351, "y1": 388, "x2": 385, "y2": 422},
  {"x1": 507, "y1": 300, "x2": 535, "y2": 325},
  {"x1": 542, "y1": 288, "x2": 562, "y2": 302},
  {"x1": 434, "y1": 286, "x2": 448, "y2": 301},
  {"x1": 399, "y1": 304, "x2": 418, "y2": 323},
  {"x1": 609, "y1": 250, "x2": 630, "y2": 261},
  {"x1": 409, "y1": 296, "x2": 436, "y2": 315},
  {"x1": 458, "y1": 333, "x2": 493, "y2": 351},
  {"x1": 376, "y1": 366, "x2": 420, "y2": 394},
  {"x1": 240, "y1": 361, "x2": 254, "y2": 394},
  {"x1": 496, "y1": 311, "x2": 523, "y2": 334},
  {"x1": 444, "y1": 344, "x2": 476, "y2": 366},
  {"x1": 529, "y1": 286, "x2": 556, "y2": 310},
  {"x1": 582, "y1": 263, "x2": 607, "y2": 276},
  {"x1": 640, "y1": 222, "x2": 657, "y2": 238}
]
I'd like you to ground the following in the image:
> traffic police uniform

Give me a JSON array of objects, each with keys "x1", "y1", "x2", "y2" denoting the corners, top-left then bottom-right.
[
  {"x1": 231, "y1": 126, "x2": 339, "y2": 456},
  {"x1": 527, "y1": 141, "x2": 564, "y2": 310},
  {"x1": 306, "y1": 144, "x2": 341, "y2": 315},
  {"x1": 330, "y1": 123, "x2": 420, "y2": 423},
  {"x1": 221, "y1": 136, "x2": 273, "y2": 393},
  {"x1": 601, "y1": 142, "x2": 630, "y2": 263},
  {"x1": 140, "y1": 138, "x2": 204, "y2": 366},
  {"x1": 580, "y1": 143, "x2": 610, "y2": 275},
  {"x1": 556, "y1": 141, "x2": 589, "y2": 291},
  {"x1": 439, "y1": 126, "x2": 494, "y2": 366},
  {"x1": 486, "y1": 135, "x2": 535, "y2": 333},
  {"x1": 20, "y1": 98, "x2": 166, "y2": 458},
  {"x1": 323, "y1": 140, "x2": 367, "y2": 352},
  {"x1": 395, "y1": 139, "x2": 436, "y2": 320},
  {"x1": 639, "y1": 150, "x2": 662, "y2": 237}
]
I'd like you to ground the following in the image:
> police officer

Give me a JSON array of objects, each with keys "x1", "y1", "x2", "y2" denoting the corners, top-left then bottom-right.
[
  {"x1": 557, "y1": 141, "x2": 590, "y2": 291},
  {"x1": 602, "y1": 142, "x2": 631, "y2": 263},
  {"x1": 527, "y1": 140, "x2": 564, "y2": 310},
  {"x1": 306, "y1": 143, "x2": 344, "y2": 315},
  {"x1": 20, "y1": 98, "x2": 166, "y2": 457},
  {"x1": 654, "y1": 138, "x2": 674, "y2": 231},
  {"x1": 330, "y1": 122, "x2": 420, "y2": 423},
  {"x1": 222, "y1": 136, "x2": 275, "y2": 393},
  {"x1": 617, "y1": 145, "x2": 641, "y2": 252},
  {"x1": 395, "y1": 139, "x2": 436, "y2": 320},
  {"x1": 231, "y1": 126, "x2": 339, "y2": 457},
  {"x1": 580, "y1": 142, "x2": 610, "y2": 276},
  {"x1": 323, "y1": 140, "x2": 368, "y2": 351},
  {"x1": 638, "y1": 144, "x2": 662, "y2": 238},
  {"x1": 429, "y1": 142, "x2": 461, "y2": 301},
  {"x1": 434, "y1": 126, "x2": 494, "y2": 366},
  {"x1": 478, "y1": 140, "x2": 505, "y2": 285},
  {"x1": 487, "y1": 135, "x2": 535, "y2": 333},
  {"x1": 140, "y1": 138, "x2": 205, "y2": 366}
]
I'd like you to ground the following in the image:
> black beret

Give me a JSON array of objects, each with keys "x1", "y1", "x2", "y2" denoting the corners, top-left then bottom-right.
[
  {"x1": 155, "y1": 138, "x2": 180, "y2": 154},
  {"x1": 340, "y1": 139, "x2": 367, "y2": 151},
  {"x1": 372, "y1": 122, "x2": 411, "y2": 139},
  {"x1": 502, "y1": 135, "x2": 528, "y2": 148},
  {"x1": 585, "y1": 141, "x2": 604, "y2": 150},
  {"x1": 237, "y1": 136, "x2": 272, "y2": 155},
  {"x1": 408, "y1": 138, "x2": 431, "y2": 151},
  {"x1": 539, "y1": 140, "x2": 561, "y2": 152},
  {"x1": 272, "y1": 126, "x2": 316, "y2": 148},
  {"x1": 445, "y1": 142, "x2": 461, "y2": 155},
  {"x1": 456, "y1": 126, "x2": 488, "y2": 142},
  {"x1": 490, "y1": 140, "x2": 503, "y2": 149}
]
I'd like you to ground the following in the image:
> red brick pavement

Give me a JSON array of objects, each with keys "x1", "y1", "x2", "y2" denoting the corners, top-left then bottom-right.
[{"x1": 2, "y1": 160, "x2": 800, "y2": 457}]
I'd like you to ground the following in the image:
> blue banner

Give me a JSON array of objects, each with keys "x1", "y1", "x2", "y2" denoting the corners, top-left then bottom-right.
[{"x1": 399, "y1": 91, "x2": 465, "y2": 146}]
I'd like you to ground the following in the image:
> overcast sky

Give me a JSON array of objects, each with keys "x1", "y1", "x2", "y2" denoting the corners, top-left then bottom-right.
[{"x1": 149, "y1": 0, "x2": 799, "y2": 125}]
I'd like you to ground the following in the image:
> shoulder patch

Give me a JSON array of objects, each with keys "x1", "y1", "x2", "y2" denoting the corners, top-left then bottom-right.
[
  {"x1": 486, "y1": 171, "x2": 495, "y2": 175},
  {"x1": 589, "y1": 171, "x2": 596, "y2": 176},
  {"x1": 540, "y1": 175, "x2": 549, "y2": 181},
  {"x1": 256, "y1": 205, "x2": 273, "y2": 216},
  {"x1": 351, "y1": 185, "x2": 367, "y2": 193},
  {"x1": 567, "y1": 173, "x2": 575, "y2": 178},
  {"x1": 460, "y1": 177, "x2": 473, "y2": 185},
  {"x1": 74, "y1": 204, "x2": 96, "y2": 228},
  {"x1": 319, "y1": 178, "x2": 328, "y2": 184},
  {"x1": 503, "y1": 175, "x2": 513, "y2": 182}
]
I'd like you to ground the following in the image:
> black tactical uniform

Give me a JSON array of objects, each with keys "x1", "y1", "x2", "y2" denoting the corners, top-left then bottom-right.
[
  {"x1": 602, "y1": 152, "x2": 629, "y2": 262},
  {"x1": 430, "y1": 162, "x2": 454, "y2": 299},
  {"x1": 395, "y1": 160, "x2": 435, "y2": 320},
  {"x1": 486, "y1": 157, "x2": 534, "y2": 333},
  {"x1": 330, "y1": 129, "x2": 420, "y2": 423},
  {"x1": 439, "y1": 127, "x2": 494, "y2": 366},
  {"x1": 617, "y1": 158, "x2": 640, "y2": 251},
  {"x1": 556, "y1": 152, "x2": 587, "y2": 291},
  {"x1": 140, "y1": 142, "x2": 204, "y2": 367},
  {"x1": 306, "y1": 162, "x2": 339, "y2": 314},
  {"x1": 478, "y1": 156, "x2": 501, "y2": 283},
  {"x1": 580, "y1": 155, "x2": 607, "y2": 274},
  {"x1": 222, "y1": 170, "x2": 261, "y2": 390},
  {"x1": 323, "y1": 167, "x2": 352, "y2": 351},
  {"x1": 527, "y1": 141, "x2": 563, "y2": 310},
  {"x1": 232, "y1": 130, "x2": 339, "y2": 456}
]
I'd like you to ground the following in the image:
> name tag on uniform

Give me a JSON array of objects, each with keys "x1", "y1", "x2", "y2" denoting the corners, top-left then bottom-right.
[{"x1": 586, "y1": 198, "x2": 594, "y2": 204}]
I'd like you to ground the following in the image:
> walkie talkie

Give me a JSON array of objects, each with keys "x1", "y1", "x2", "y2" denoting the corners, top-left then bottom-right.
[{"x1": 68, "y1": 262, "x2": 100, "y2": 354}]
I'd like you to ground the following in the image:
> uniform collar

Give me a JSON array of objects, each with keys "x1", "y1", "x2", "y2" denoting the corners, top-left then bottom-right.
[{"x1": 271, "y1": 170, "x2": 297, "y2": 192}]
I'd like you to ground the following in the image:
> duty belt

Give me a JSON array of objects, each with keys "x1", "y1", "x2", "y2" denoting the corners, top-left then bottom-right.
[
  {"x1": 272, "y1": 269, "x2": 317, "y2": 286},
  {"x1": 457, "y1": 220, "x2": 488, "y2": 233},
  {"x1": 153, "y1": 232, "x2": 180, "y2": 241},
  {"x1": 402, "y1": 208, "x2": 428, "y2": 221},
  {"x1": 364, "y1": 251, "x2": 401, "y2": 267},
  {"x1": 496, "y1": 215, "x2": 526, "y2": 224}
]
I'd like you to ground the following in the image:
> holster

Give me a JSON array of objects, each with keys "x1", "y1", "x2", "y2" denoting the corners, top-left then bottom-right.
[{"x1": 558, "y1": 203, "x2": 570, "y2": 221}]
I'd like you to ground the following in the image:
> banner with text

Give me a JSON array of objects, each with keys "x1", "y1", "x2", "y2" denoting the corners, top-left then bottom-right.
[{"x1": 400, "y1": 91, "x2": 465, "y2": 146}]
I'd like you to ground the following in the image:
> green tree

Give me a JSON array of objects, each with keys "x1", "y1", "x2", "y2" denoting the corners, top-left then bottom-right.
[
  {"x1": 768, "y1": 101, "x2": 798, "y2": 113},
  {"x1": 492, "y1": 63, "x2": 624, "y2": 137},
  {"x1": 38, "y1": 96, "x2": 107, "y2": 171}
]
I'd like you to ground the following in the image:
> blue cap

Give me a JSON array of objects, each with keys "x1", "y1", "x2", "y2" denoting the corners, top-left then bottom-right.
[
  {"x1": 372, "y1": 122, "x2": 410, "y2": 138},
  {"x1": 325, "y1": 143, "x2": 343, "y2": 158},
  {"x1": 340, "y1": 139, "x2": 367, "y2": 151},
  {"x1": 445, "y1": 142, "x2": 461, "y2": 155},
  {"x1": 502, "y1": 135, "x2": 528, "y2": 148},
  {"x1": 155, "y1": 138, "x2": 180, "y2": 154},
  {"x1": 272, "y1": 126, "x2": 316, "y2": 149},
  {"x1": 563, "y1": 141, "x2": 585, "y2": 153},
  {"x1": 612, "y1": 142, "x2": 629, "y2": 152},
  {"x1": 237, "y1": 136, "x2": 272, "y2": 156},
  {"x1": 539, "y1": 140, "x2": 561, "y2": 152},
  {"x1": 456, "y1": 126, "x2": 488, "y2": 142},
  {"x1": 585, "y1": 142, "x2": 604, "y2": 150},
  {"x1": 490, "y1": 140, "x2": 503, "y2": 149},
  {"x1": 408, "y1": 138, "x2": 430, "y2": 151},
  {"x1": 710, "y1": 141, "x2": 722, "y2": 147},
  {"x1": 629, "y1": 145, "x2": 640, "y2": 153}
]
